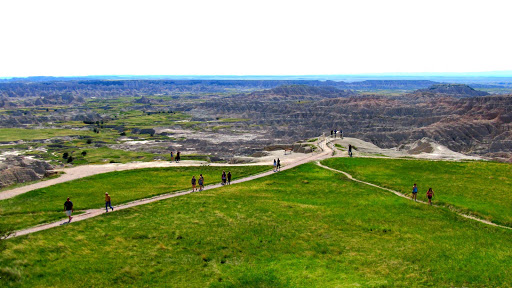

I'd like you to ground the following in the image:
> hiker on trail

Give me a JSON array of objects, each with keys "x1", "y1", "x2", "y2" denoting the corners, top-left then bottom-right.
[
  {"x1": 105, "y1": 192, "x2": 114, "y2": 212},
  {"x1": 411, "y1": 184, "x2": 418, "y2": 201},
  {"x1": 348, "y1": 144, "x2": 353, "y2": 157},
  {"x1": 340, "y1": 129, "x2": 343, "y2": 139},
  {"x1": 191, "y1": 176, "x2": 197, "y2": 192},
  {"x1": 273, "y1": 159, "x2": 277, "y2": 172},
  {"x1": 426, "y1": 188, "x2": 434, "y2": 205},
  {"x1": 64, "y1": 197, "x2": 73, "y2": 223},
  {"x1": 334, "y1": 129, "x2": 337, "y2": 138},
  {"x1": 331, "y1": 130, "x2": 333, "y2": 137},
  {"x1": 170, "y1": 151, "x2": 174, "y2": 162},
  {"x1": 198, "y1": 174, "x2": 204, "y2": 191},
  {"x1": 227, "y1": 171, "x2": 232, "y2": 185},
  {"x1": 277, "y1": 158, "x2": 281, "y2": 171},
  {"x1": 222, "y1": 171, "x2": 227, "y2": 185},
  {"x1": 176, "y1": 151, "x2": 181, "y2": 163}
]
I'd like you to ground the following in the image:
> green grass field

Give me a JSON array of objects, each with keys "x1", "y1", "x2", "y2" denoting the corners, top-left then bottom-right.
[
  {"x1": 1, "y1": 163, "x2": 511, "y2": 287},
  {"x1": 0, "y1": 128, "x2": 92, "y2": 142},
  {"x1": 70, "y1": 147, "x2": 157, "y2": 164},
  {"x1": 321, "y1": 157, "x2": 512, "y2": 227},
  {"x1": 0, "y1": 166, "x2": 269, "y2": 231}
]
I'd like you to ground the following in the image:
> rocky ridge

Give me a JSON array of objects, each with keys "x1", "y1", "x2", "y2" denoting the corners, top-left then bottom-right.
[{"x1": 0, "y1": 156, "x2": 54, "y2": 188}]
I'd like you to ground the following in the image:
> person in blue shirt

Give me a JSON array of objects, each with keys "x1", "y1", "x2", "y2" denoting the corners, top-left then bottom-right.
[{"x1": 411, "y1": 183, "x2": 418, "y2": 201}]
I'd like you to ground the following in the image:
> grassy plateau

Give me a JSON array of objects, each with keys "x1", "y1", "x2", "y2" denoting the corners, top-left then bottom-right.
[
  {"x1": 1, "y1": 163, "x2": 511, "y2": 287},
  {"x1": 0, "y1": 166, "x2": 270, "y2": 231},
  {"x1": 321, "y1": 157, "x2": 512, "y2": 227}
]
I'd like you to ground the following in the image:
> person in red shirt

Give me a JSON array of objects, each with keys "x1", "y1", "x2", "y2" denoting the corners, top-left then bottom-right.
[{"x1": 426, "y1": 188, "x2": 434, "y2": 206}]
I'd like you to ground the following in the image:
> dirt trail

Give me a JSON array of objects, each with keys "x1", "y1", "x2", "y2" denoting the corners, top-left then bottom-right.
[
  {"x1": 315, "y1": 161, "x2": 512, "y2": 231},
  {"x1": 8, "y1": 137, "x2": 509, "y2": 239},
  {"x1": 8, "y1": 139, "x2": 332, "y2": 238},
  {"x1": 0, "y1": 148, "x2": 312, "y2": 201}
]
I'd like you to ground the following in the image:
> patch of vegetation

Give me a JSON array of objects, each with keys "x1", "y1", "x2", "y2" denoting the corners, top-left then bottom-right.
[
  {"x1": 109, "y1": 111, "x2": 190, "y2": 129},
  {"x1": 334, "y1": 144, "x2": 346, "y2": 151},
  {"x1": 307, "y1": 138, "x2": 318, "y2": 142},
  {"x1": 218, "y1": 118, "x2": 250, "y2": 123},
  {"x1": 211, "y1": 125, "x2": 231, "y2": 131},
  {"x1": 70, "y1": 147, "x2": 156, "y2": 165},
  {"x1": 1, "y1": 163, "x2": 512, "y2": 287},
  {"x1": 0, "y1": 128, "x2": 92, "y2": 142},
  {"x1": 0, "y1": 166, "x2": 270, "y2": 230},
  {"x1": 321, "y1": 157, "x2": 512, "y2": 226}
]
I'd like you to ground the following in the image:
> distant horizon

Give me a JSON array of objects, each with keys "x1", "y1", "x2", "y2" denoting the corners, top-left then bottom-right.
[{"x1": 2, "y1": 70, "x2": 512, "y2": 80}]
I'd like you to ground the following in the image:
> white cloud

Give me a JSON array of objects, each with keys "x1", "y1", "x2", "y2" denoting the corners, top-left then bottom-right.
[{"x1": 0, "y1": 0, "x2": 511, "y2": 76}]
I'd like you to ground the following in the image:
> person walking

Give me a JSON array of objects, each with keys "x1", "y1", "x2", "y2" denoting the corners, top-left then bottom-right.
[
  {"x1": 191, "y1": 176, "x2": 197, "y2": 192},
  {"x1": 277, "y1": 158, "x2": 281, "y2": 171},
  {"x1": 330, "y1": 130, "x2": 333, "y2": 137},
  {"x1": 170, "y1": 151, "x2": 174, "y2": 162},
  {"x1": 198, "y1": 174, "x2": 204, "y2": 191},
  {"x1": 411, "y1": 184, "x2": 418, "y2": 201},
  {"x1": 348, "y1": 144, "x2": 353, "y2": 157},
  {"x1": 334, "y1": 129, "x2": 337, "y2": 138},
  {"x1": 426, "y1": 188, "x2": 434, "y2": 205},
  {"x1": 227, "y1": 171, "x2": 232, "y2": 185},
  {"x1": 105, "y1": 192, "x2": 114, "y2": 212},
  {"x1": 64, "y1": 197, "x2": 73, "y2": 223},
  {"x1": 176, "y1": 151, "x2": 181, "y2": 163},
  {"x1": 222, "y1": 171, "x2": 227, "y2": 185},
  {"x1": 273, "y1": 159, "x2": 277, "y2": 172},
  {"x1": 340, "y1": 129, "x2": 343, "y2": 139}
]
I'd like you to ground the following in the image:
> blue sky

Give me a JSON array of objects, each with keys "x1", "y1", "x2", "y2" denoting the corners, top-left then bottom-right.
[{"x1": 1, "y1": 0, "x2": 511, "y2": 77}]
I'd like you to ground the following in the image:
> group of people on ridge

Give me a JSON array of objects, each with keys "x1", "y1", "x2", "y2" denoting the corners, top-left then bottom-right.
[
  {"x1": 411, "y1": 183, "x2": 435, "y2": 205},
  {"x1": 330, "y1": 129, "x2": 343, "y2": 138}
]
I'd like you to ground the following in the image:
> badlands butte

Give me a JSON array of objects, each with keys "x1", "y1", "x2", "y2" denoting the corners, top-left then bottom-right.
[{"x1": 0, "y1": 79, "x2": 512, "y2": 188}]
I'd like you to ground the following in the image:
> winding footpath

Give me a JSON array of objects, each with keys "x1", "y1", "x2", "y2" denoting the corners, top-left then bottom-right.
[
  {"x1": 7, "y1": 139, "x2": 332, "y2": 238},
  {"x1": 315, "y1": 161, "x2": 512, "y2": 231},
  {"x1": 5, "y1": 137, "x2": 511, "y2": 239}
]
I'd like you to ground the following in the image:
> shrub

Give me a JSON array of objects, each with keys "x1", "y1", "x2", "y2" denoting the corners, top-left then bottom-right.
[
  {"x1": 86, "y1": 139, "x2": 93, "y2": 144},
  {"x1": 63, "y1": 152, "x2": 69, "y2": 159},
  {"x1": 67, "y1": 156, "x2": 73, "y2": 163},
  {"x1": 81, "y1": 151, "x2": 87, "y2": 156}
]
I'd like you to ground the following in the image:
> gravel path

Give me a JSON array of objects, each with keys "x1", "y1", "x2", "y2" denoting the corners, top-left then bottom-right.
[
  {"x1": 9, "y1": 137, "x2": 507, "y2": 239},
  {"x1": 8, "y1": 139, "x2": 332, "y2": 238},
  {"x1": 315, "y1": 161, "x2": 512, "y2": 231},
  {"x1": 0, "y1": 149, "x2": 313, "y2": 201}
]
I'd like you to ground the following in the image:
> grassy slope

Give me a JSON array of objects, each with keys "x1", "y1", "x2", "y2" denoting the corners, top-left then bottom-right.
[
  {"x1": 0, "y1": 166, "x2": 269, "y2": 230},
  {"x1": 1, "y1": 163, "x2": 511, "y2": 287},
  {"x1": 0, "y1": 128, "x2": 92, "y2": 142},
  {"x1": 321, "y1": 157, "x2": 512, "y2": 226},
  {"x1": 70, "y1": 146, "x2": 156, "y2": 164}
]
